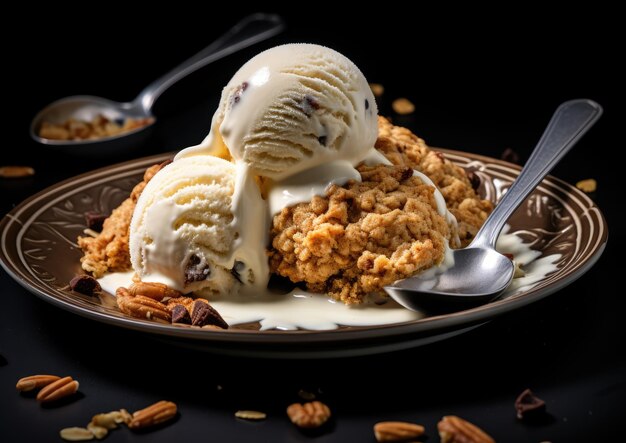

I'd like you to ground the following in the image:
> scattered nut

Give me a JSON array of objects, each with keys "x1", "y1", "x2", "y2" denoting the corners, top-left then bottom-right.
[
  {"x1": 576, "y1": 178, "x2": 597, "y2": 193},
  {"x1": 129, "y1": 400, "x2": 177, "y2": 429},
  {"x1": 515, "y1": 388, "x2": 546, "y2": 420},
  {"x1": 16, "y1": 374, "x2": 60, "y2": 392},
  {"x1": 374, "y1": 421, "x2": 425, "y2": 442},
  {"x1": 235, "y1": 410, "x2": 267, "y2": 420},
  {"x1": 286, "y1": 401, "x2": 331, "y2": 429},
  {"x1": 501, "y1": 147, "x2": 520, "y2": 164},
  {"x1": 60, "y1": 427, "x2": 94, "y2": 441},
  {"x1": 0, "y1": 166, "x2": 35, "y2": 178},
  {"x1": 36, "y1": 376, "x2": 79, "y2": 403},
  {"x1": 70, "y1": 275, "x2": 101, "y2": 296},
  {"x1": 86, "y1": 422, "x2": 108, "y2": 440},
  {"x1": 392, "y1": 98, "x2": 415, "y2": 115},
  {"x1": 298, "y1": 389, "x2": 316, "y2": 401},
  {"x1": 369, "y1": 83, "x2": 385, "y2": 97},
  {"x1": 91, "y1": 411, "x2": 123, "y2": 429},
  {"x1": 128, "y1": 281, "x2": 182, "y2": 301},
  {"x1": 191, "y1": 299, "x2": 228, "y2": 328},
  {"x1": 438, "y1": 415, "x2": 494, "y2": 443}
]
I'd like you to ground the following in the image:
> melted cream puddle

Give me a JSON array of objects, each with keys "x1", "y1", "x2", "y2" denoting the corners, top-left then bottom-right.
[{"x1": 98, "y1": 229, "x2": 560, "y2": 330}]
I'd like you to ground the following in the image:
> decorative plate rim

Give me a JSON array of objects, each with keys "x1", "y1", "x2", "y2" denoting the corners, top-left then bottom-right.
[{"x1": 0, "y1": 149, "x2": 608, "y2": 347}]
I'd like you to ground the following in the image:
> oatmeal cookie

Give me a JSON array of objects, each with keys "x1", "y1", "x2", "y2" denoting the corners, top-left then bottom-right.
[
  {"x1": 269, "y1": 164, "x2": 453, "y2": 304},
  {"x1": 78, "y1": 161, "x2": 169, "y2": 277},
  {"x1": 376, "y1": 116, "x2": 493, "y2": 245}
]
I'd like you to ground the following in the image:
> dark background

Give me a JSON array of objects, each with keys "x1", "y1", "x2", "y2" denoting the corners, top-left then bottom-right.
[{"x1": 1, "y1": 8, "x2": 622, "y2": 441}]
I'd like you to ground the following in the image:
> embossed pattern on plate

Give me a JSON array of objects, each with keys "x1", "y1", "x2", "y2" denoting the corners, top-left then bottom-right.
[{"x1": 0, "y1": 150, "x2": 608, "y2": 356}]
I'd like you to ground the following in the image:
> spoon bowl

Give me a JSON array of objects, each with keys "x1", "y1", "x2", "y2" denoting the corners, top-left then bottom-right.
[
  {"x1": 30, "y1": 13, "x2": 284, "y2": 154},
  {"x1": 385, "y1": 99, "x2": 603, "y2": 311}
]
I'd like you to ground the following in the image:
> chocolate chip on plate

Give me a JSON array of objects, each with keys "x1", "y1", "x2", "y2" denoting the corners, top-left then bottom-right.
[
  {"x1": 515, "y1": 388, "x2": 546, "y2": 420},
  {"x1": 84, "y1": 211, "x2": 109, "y2": 232},
  {"x1": 191, "y1": 300, "x2": 228, "y2": 329},
  {"x1": 466, "y1": 170, "x2": 481, "y2": 191},
  {"x1": 69, "y1": 274, "x2": 101, "y2": 296},
  {"x1": 171, "y1": 304, "x2": 191, "y2": 325}
]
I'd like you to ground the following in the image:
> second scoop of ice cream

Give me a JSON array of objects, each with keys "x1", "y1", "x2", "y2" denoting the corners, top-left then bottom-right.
[
  {"x1": 177, "y1": 43, "x2": 379, "y2": 180},
  {"x1": 129, "y1": 156, "x2": 263, "y2": 295}
]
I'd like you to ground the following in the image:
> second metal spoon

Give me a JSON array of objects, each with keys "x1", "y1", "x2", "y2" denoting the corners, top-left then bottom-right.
[{"x1": 385, "y1": 99, "x2": 602, "y2": 311}]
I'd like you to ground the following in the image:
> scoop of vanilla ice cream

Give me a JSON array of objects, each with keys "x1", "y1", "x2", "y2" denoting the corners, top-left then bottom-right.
[
  {"x1": 129, "y1": 156, "x2": 243, "y2": 295},
  {"x1": 176, "y1": 44, "x2": 378, "y2": 180}
]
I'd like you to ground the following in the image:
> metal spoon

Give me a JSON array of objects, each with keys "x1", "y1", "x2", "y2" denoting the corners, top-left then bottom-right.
[
  {"x1": 30, "y1": 13, "x2": 284, "y2": 154},
  {"x1": 385, "y1": 99, "x2": 602, "y2": 312}
]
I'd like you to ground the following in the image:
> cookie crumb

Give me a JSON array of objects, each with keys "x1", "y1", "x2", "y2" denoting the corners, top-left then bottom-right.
[
  {"x1": 576, "y1": 178, "x2": 597, "y2": 193},
  {"x1": 392, "y1": 98, "x2": 415, "y2": 115}
]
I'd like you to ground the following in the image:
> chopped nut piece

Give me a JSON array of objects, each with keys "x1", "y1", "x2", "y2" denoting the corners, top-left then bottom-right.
[
  {"x1": 86, "y1": 422, "x2": 108, "y2": 440},
  {"x1": 60, "y1": 427, "x2": 94, "y2": 441},
  {"x1": 374, "y1": 421, "x2": 425, "y2": 442},
  {"x1": 286, "y1": 401, "x2": 331, "y2": 429},
  {"x1": 129, "y1": 400, "x2": 177, "y2": 429},
  {"x1": 235, "y1": 410, "x2": 267, "y2": 420},
  {"x1": 36, "y1": 376, "x2": 79, "y2": 403},
  {"x1": 515, "y1": 388, "x2": 546, "y2": 420},
  {"x1": 70, "y1": 275, "x2": 102, "y2": 296},
  {"x1": 0, "y1": 166, "x2": 35, "y2": 178},
  {"x1": 392, "y1": 98, "x2": 415, "y2": 115},
  {"x1": 576, "y1": 178, "x2": 597, "y2": 193},
  {"x1": 438, "y1": 415, "x2": 494, "y2": 443},
  {"x1": 191, "y1": 299, "x2": 228, "y2": 329},
  {"x1": 369, "y1": 83, "x2": 385, "y2": 97},
  {"x1": 91, "y1": 411, "x2": 121, "y2": 429},
  {"x1": 16, "y1": 374, "x2": 60, "y2": 392}
]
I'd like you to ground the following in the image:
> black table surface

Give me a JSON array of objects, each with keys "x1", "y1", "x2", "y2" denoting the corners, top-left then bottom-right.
[{"x1": 1, "y1": 10, "x2": 622, "y2": 442}]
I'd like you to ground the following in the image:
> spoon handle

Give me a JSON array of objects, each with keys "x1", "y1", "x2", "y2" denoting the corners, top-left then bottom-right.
[
  {"x1": 133, "y1": 13, "x2": 285, "y2": 113},
  {"x1": 471, "y1": 99, "x2": 602, "y2": 249}
]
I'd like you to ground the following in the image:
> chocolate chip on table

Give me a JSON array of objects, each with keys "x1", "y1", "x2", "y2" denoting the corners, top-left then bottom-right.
[
  {"x1": 69, "y1": 275, "x2": 101, "y2": 296},
  {"x1": 84, "y1": 211, "x2": 109, "y2": 232},
  {"x1": 191, "y1": 300, "x2": 228, "y2": 329},
  {"x1": 501, "y1": 147, "x2": 520, "y2": 164},
  {"x1": 184, "y1": 254, "x2": 210, "y2": 284},
  {"x1": 515, "y1": 388, "x2": 546, "y2": 420},
  {"x1": 466, "y1": 170, "x2": 481, "y2": 191},
  {"x1": 171, "y1": 304, "x2": 191, "y2": 324}
]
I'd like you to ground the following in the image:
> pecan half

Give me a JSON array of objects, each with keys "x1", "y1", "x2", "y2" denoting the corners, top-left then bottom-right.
[
  {"x1": 286, "y1": 401, "x2": 331, "y2": 429},
  {"x1": 438, "y1": 415, "x2": 494, "y2": 443},
  {"x1": 117, "y1": 288, "x2": 171, "y2": 322},
  {"x1": 16, "y1": 374, "x2": 60, "y2": 392},
  {"x1": 374, "y1": 421, "x2": 425, "y2": 442},
  {"x1": 128, "y1": 281, "x2": 182, "y2": 301},
  {"x1": 129, "y1": 400, "x2": 177, "y2": 429},
  {"x1": 36, "y1": 376, "x2": 79, "y2": 403}
]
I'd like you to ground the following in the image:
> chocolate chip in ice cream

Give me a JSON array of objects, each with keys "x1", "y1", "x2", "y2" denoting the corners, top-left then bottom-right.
[{"x1": 184, "y1": 254, "x2": 210, "y2": 284}]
